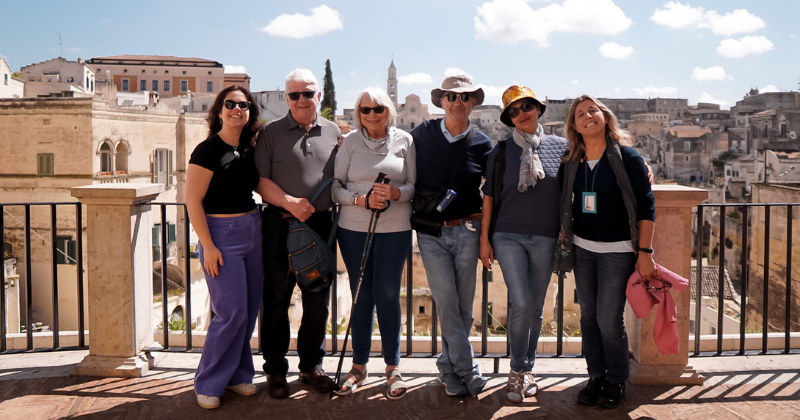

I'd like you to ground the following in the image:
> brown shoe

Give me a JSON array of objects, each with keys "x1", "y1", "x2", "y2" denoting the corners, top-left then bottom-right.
[
  {"x1": 267, "y1": 373, "x2": 290, "y2": 399},
  {"x1": 299, "y1": 368, "x2": 335, "y2": 393}
]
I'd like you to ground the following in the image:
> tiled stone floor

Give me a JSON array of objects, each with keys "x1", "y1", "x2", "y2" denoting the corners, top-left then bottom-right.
[{"x1": 1, "y1": 351, "x2": 798, "y2": 419}]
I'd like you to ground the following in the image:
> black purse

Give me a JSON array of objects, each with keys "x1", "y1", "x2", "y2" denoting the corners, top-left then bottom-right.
[{"x1": 411, "y1": 184, "x2": 443, "y2": 213}]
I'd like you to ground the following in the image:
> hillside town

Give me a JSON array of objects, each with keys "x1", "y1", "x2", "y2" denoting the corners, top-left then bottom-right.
[{"x1": 1, "y1": 53, "x2": 799, "y2": 351}]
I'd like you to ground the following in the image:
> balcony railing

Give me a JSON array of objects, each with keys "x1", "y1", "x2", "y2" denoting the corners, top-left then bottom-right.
[{"x1": 2, "y1": 196, "x2": 798, "y2": 363}]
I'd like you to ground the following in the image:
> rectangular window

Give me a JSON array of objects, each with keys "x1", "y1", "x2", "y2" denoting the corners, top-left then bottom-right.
[
  {"x1": 4, "y1": 74, "x2": 8, "y2": 85},
  {"x1": 56, "y1": 237, "x2": 77, "y2": 265},
  {"x1": 180, "y1": 80, "x2": 188, "y2": 92},
  {"x1": 164, "y1": 80, "x2": 170, "y2": 91},
  {"x1": 37, "y1": 153, "x2": 54, "y2": 176},
  {"x1": 152, "y1": 224, "x2": 161, "y2": 262},
  {"x1": 140, "y1": 80, "x2": 147, "y2": 91},
  {"x1": 206, "y1": 81, "x2": 213, "y2": 92},
  {"x1": 202, "y1": 104, "x2": 208, "y2": 112},
  {"x1": 684, "y1": 141, "x2": 691, "y2": 153},
  {"x1": 152, "y1": 80, "x2": 158, "y2": 91},
  {"x1": 152, "y1": 148, "x2": 173, "y2": 186},
  {"x1": 419, "y1": 306, "x2": 425, "y2": 315},
  {"x1": 121, "y1": 78, "x2": 129, "y2": 91}
]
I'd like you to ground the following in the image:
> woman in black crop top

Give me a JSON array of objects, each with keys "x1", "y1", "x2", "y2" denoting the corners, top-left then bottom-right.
[{"x1": 187, "y1": 85, "x2": 264, "y2": 409}]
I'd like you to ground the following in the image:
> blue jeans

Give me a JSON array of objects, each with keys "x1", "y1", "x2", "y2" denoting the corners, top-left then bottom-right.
[
  {"x1": 492, "y1": 232, "x2": 557, "y2": 373},
  {"x1": 338, "y1": 228, "x2": 411, "y2": 366},
  {"x1": 195, "y1": 211, "x2": 264, "y2": 397},
  {"x1": 417, "y1": 220, "x2": 480, "y2": 377},
  {"x1": 573, "y1": 245, "x2": 636, "y2": 383}
]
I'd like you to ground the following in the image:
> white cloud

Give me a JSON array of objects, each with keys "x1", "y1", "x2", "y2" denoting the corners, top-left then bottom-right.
[
  {"x1": 224, "y1": 65, "x2": 247, "y2": 74},
  {"x1": 760, "y1": 84, "x2": 779, "y2": 93},
  {"x1": 651, "y1": 2, "x2": 765, "y2": 36},
  {"x1": 474, "y1": 0, "x2": 633, "y2": 47},
  {"x1": 633, "y1": 85, "x2": 678, "y2": 96},
  {"x1": 697, "y1": 91, "x2": 729, "y2": 108},
  {"x1": 716, "y1": 35, "x2": 774, "y2": 58},
  {"x1": 398, "y1": 72, "x2": 433, "y2": 84},
  {"x1": 444, "y1": 67, "x2": 470, "y2": 78},
  {"x1": 476, "y1": 84, "x2": 507, "y2": 106},
  {"x1": 691, "y1": 66, "x2": 733, "y2": 81},
  {"x1": 572, "y1": 80, "x2": 579, "y2": 85},
  {"x1": 599, "y1": 42, "x2": 634, "y2": 59},
  {"x1": 261, "y1": 5, "x2": 343, "y2": 39}
]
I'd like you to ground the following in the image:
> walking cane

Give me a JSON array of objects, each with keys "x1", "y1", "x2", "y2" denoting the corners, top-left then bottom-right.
[{"x1": 333, "y1": 172, "x2": 391, "y2": 396}]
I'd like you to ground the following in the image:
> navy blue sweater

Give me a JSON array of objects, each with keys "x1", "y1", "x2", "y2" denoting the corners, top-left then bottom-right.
[
  {"x1": 483, "y1": 135, "x2": 567, "y2": 238},
  {"x1": 411, "y1": 119, "x2": 493, "y2": 222},
  {"x1": 571, "y1": 146, "x2": 655, "y2": 242}
]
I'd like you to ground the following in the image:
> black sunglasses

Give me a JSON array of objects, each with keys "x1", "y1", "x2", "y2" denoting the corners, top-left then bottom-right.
[
  {"x1": 224, "y1": 100, "x2": 251, "y2": 110},
  {"x1": 443, "y1": 92, "x2": 472, "y2": 103},
  {"x1": 287, "y1": 91, "x2": 317, "y2": 101},
  {"x1": 506, "y1": 100, "x2": 538, "y2": 119},
  {"x1": 359, "y1": 106, "x2": 386, "y2": 115}
]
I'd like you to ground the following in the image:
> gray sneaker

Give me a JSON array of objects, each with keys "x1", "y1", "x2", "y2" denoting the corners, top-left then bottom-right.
[
  {"x1": 462, "y1": 371, "x2": 487, "y2": 396},
  {"x1": 438, "y1": 372, "x2": 468, "y2": 397}
]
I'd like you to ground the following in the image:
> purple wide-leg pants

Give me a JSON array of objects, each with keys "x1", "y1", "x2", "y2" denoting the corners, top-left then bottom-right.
[{"x1": 195, "y1": 211, "x2": 264, "y2": 397}]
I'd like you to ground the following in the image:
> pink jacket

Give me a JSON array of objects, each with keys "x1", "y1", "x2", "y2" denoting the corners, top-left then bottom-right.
[{"x1": 626, "y1": 263, "x2": 689, "y2": 355}]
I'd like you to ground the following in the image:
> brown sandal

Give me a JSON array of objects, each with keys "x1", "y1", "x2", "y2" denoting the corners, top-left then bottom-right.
[{"x1": 334, "y1": 367, "x2": 367, "y2": 396}]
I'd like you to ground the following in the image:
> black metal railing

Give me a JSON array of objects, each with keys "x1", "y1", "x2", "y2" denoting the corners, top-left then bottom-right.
[
  {"x1": 0, "y1": 202, "x2": 85, "y2": 352},
  {"x1": 694, "y1": 203, "x2": 799, "y2": 356}
]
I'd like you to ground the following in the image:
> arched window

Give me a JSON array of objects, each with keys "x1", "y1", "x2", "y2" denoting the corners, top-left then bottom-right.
[
  {"x1": 99, "y1": 142, "x2": 112, "y2": 173},
  {"x1": 115, "y1": 142, "x2": 129, "y2": 173}
]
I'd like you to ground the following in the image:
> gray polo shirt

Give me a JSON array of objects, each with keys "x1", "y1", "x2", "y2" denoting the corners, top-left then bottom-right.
[{"x1": 254, "y1": 111, "x2": 341, "y2": 212}]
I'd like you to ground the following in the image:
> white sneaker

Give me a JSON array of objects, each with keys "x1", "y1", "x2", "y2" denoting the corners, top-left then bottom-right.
[
  {"x1": 196, "y1": 393, "x2": 220, "y2": 409},
  {"x1": 226, "y1": 383, "x2": 258, "y2": 396},
  {"x1": 523, "y1": 372, "x2": 538, "y2": 397}
]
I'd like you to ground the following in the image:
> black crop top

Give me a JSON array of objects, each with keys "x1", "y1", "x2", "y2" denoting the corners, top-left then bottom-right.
[{"x1": 189, "y1": 134, "x2": 259, "y2": 214}]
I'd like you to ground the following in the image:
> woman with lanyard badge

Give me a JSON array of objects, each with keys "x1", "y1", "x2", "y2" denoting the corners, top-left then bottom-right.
[{"x1": 557, "y1": 94, "x2": 656, "y2": 409}]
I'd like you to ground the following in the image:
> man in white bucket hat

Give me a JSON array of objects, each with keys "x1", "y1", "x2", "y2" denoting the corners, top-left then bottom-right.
[{"x1": 409, "y1": 74, "x2": 492, "y2": 397}]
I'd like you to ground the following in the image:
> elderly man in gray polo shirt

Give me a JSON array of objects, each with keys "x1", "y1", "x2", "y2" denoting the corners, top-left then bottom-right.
[{"x1": 255, "y1": 68, "x2": 341, "y2": 399}]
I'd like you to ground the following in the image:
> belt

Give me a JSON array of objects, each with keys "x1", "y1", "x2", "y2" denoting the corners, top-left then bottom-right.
[{"x1": 442, "y1": 213, "x2": 481, "y2": 228}]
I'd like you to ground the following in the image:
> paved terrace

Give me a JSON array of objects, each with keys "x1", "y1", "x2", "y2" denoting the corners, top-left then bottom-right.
[{"x1": 1, "y1": 350, "x2": 799, "y2": 420}]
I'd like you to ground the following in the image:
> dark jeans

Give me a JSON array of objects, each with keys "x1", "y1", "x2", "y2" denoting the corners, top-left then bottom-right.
[
  {"x1": 260, "y1": 207, "x2": 333, "y2": 375},
  {"x1": 337, "y1": 228, "x2": 411, "y2": 366},
  {"x1": 573, "y1": 245, "x2": 636, "y2": 383}
]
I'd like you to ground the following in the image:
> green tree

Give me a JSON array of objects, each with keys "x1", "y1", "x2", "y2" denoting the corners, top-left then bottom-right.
[
  {"x1": 561, "y1": 105, "x2": 571, "y2": 122},
  {"x1": 11, "y1": 71, "x2": 21, "y2": 78},
  {"x1": 320, "y1": 59, "x2": 336, "y2": 121}
]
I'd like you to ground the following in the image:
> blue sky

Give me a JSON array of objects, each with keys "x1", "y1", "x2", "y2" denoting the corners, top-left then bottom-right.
[{"x1": 2, "y1": 0, "x2": 798, "y2": 111}]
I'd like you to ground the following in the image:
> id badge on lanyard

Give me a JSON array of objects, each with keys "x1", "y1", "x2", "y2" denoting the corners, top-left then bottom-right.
[{"x1": 582, "y1": 159, "x2": 599, "y2": 214}]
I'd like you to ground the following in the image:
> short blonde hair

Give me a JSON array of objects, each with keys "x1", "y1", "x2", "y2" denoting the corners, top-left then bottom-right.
[
  {"x1": 353, "y1": 87, "x2": 397, "y2": 134},
  {"x1": 564, "y1": 94, "x2": 633, "y2": 162}
]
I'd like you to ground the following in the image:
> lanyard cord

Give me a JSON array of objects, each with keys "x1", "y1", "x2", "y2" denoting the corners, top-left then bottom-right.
[{"x1": 584, "y1": 158, "x2": 600, "y2": 192}]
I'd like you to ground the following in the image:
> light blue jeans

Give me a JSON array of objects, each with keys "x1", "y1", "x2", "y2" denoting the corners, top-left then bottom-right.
[
  {"x1": 492, "y1": 232, "x2": 557, "y2": 373},
  {"x1": 417, "y1": 221, "x2": 481, "y2": 377}
]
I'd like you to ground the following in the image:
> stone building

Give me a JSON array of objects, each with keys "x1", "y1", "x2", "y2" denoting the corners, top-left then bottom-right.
[
  {"x1": 252, "y1": 89, "x2": 290, "y2": 123},
  {"x1": 87, "y1": 55, "x2": 224, "y2": 99},
  {"x1": 223, "y1": 73, "x2": 250, "y2": 91},
  {"x1": 540, "y1": 97, "x2": 570, "y2": 123},
  {"x1": 0, "y1": 58, "x2": 24, "y2": 98},
  {"x1": 663, "y1": 126, "x2": 714, "y2": 183},
  {"x1": 0, "y1": 96, "x2": 211, "y2": 334},
  {"x1": 396, "y1": 93, "x2": 430, "y2": 131},
  {"x1": 387, "y1": 60, "x2": 398, "y2": 108},
  {"x1": 597, "y1": 98, "x2": 649, "y2": 121},
  {"x1": 648, "y1": 97, "x2": 688, "y2": 121},
  {"x1": 19, "y1": 57, "x2": 95, "y2": 98}
]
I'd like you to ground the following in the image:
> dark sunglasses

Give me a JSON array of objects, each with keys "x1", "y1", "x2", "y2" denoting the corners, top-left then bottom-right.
[
  {"x1": 287, "y1": 91, "x2": 317, "y2": 101},
  {"x1": 444, "y1": 92, "x2": 472, "y2": 103},
  {"x1": 359, "y1": 106, "x2": 386, "y2": 115},
  {"x1": 224, "y1": 100, "x2": 250, "y2": 110},
  {"x1": 506, "y1": 100, "x2": 538, "y2": 119}
]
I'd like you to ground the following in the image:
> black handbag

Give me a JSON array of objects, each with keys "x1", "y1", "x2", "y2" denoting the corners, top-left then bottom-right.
[{"x1": 411, "y1": 184, "x2": 443, "y2": 213}]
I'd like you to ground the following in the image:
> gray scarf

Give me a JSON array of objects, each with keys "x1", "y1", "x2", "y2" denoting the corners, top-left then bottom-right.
[{"x1": 512, "y1": 124, "x2": 546, "y2": 192}]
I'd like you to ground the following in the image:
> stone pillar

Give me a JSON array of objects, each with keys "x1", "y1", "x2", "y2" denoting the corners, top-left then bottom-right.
[
  {"x1": 71, "y1": 184, "x2": 164, "y2": 377},
  {"x1": 626, "y1": 185, "x2": 707, "y2": 385}
]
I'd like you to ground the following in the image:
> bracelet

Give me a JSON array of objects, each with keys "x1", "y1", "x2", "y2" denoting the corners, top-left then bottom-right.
[
  {"x1": 638, "y1": 247, "x2": 654, "y2": 254},
  {"x1": 351, "y1": 193, "x2": 358, "y2": 206}
]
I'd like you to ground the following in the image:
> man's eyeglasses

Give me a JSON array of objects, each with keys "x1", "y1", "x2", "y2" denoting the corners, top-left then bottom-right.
[
  {"x1": 287, "y1": 91, "x2": 317, "y2": 101},
  {"x1": 224, "y1": 100, "x2": 251, "y2": 110},
  {"x1": 506, "y1": 100, "x2": 538, "y2": 119},
  {"x1": 359, "y1": 106, "x2": 386, "y2": 115},
  {"x1": 443, "y1": 92, "x2": 472, "y2": 103}
]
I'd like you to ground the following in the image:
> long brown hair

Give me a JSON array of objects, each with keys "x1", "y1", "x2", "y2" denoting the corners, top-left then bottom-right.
[
  {"x1": 564, "y1": 94, "x2": 632, "y2": 162},
  {"x1": 206, "y1": 85, "x2": 263, "y2": 146}
]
